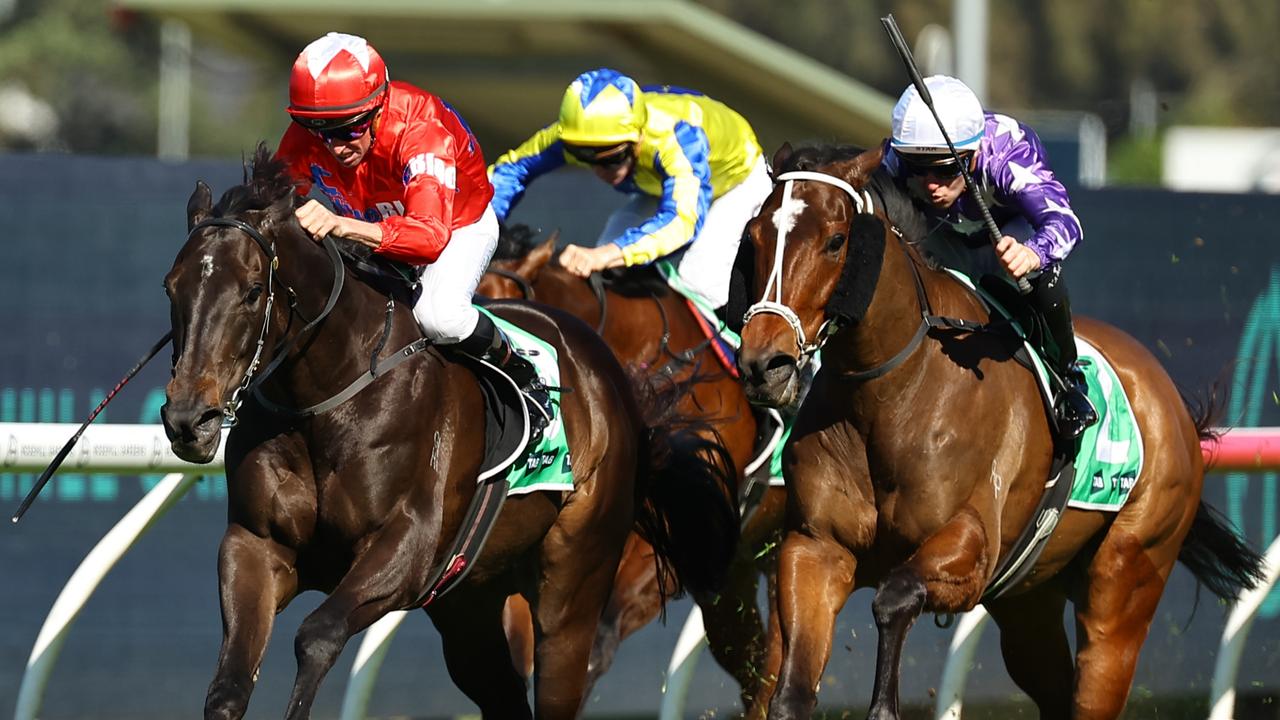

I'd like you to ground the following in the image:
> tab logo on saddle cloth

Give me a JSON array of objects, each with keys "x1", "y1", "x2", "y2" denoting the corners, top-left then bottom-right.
[{"x1": 477, "y1": 308, "x2": 575, "y2": 495}]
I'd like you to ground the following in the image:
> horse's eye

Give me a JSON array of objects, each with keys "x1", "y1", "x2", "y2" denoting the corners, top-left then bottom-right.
[
  {"x1": 825, "y1": 233, "x2": 847, "y2": 254},
  {"x1": 245, "y1": 284, "x2": 263, "y2": 304}
]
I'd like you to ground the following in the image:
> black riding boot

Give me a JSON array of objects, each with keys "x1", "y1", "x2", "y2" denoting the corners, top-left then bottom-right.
[
  {"x1": 1032, "y1": 266, "x2": 1097, "y2": 439},
  {"x1": 455, "y1": 313, "x2": 551, "y2": 442}
]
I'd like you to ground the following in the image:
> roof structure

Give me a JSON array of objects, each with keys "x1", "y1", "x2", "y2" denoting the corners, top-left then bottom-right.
[{"x1": 121, "y1": 0, "x2": 894, "y2": 155}]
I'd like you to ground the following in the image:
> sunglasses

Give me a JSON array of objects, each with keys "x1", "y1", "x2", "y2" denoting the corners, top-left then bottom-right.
[
  {"x1": 294, "y1": 110, "x2": 378, "y2": 144},
  {"x1": 564, "y1": 143, "x2": 633, "y2": 168},
  {"x1": 901, "y1": 152, "x2": 972, "y2": 180}
]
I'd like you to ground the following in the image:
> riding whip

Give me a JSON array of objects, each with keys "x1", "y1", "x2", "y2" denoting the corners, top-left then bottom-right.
[
  {"x1": 10, "y1": 330, "x2": 173, "y2": 523},
  {"x1": 880, "y1": 14, "x2": 1033, "y2": 295}
]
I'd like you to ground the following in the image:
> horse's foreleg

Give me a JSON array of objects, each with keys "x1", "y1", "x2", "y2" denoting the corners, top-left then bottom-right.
[
  {"x1": 281, "y1": 520, "x2": 424, "y2": 720},
  {"x1": 767, "y1": 531, "x2": 856, "y2": 720},
  {"x1": 867, "y1": 507, "x2": 988, "y2": 720},
  {"x1": 205, "y1": 526, "x2": 297, "y2": 720},
  {"x1": 697, "y1": 549, "x2": 767, "y2": 712},
  {"x1": 986, "y1": 580, "x2": 1072, "y2": 720},
  {"x1": 743, "y1": 522, "x2": 783, "y2": 720},
  {"x1": 503, "y1": 593, "x2": 536, "y2": 680},
  {"x1": 432, "y1": 588, "x2": 534, "y2": 719}
]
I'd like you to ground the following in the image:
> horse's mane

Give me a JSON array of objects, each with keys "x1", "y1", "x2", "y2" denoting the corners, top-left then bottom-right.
[
  {"x1": 775, "y1": 142, "x2": 932, "y2": 260},
  {"x1": 495, "y1": 223, "x2": 545, "y2": 260},
  {"x1": 211, "y1": 142, "x2": 298, "y2": 220}
]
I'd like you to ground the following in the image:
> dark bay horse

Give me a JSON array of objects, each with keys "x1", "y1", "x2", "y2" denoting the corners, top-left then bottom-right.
[
  {"x1": 160, "y1": 144, "x2": 738, "y2": 719},
  {"x1": 478, "y1": 228, "x2": 785, "y2": 708},
  {"x1": 735, "y1": 143, "x2": 1266, "y2": 719}
]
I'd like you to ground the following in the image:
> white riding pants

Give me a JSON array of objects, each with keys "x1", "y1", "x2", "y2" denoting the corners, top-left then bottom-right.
[
  {"x1": 412, "y1": 205, "x2": 500, "y2": 344},
  {"x1": 596, "y1": 156, "x2": 772, "y2": 309}
]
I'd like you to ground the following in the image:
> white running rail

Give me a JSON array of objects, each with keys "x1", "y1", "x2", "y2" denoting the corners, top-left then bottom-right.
[
  {"x1": 6, "y1": 422, "x2": 225, "y2": 720},
  {"x1": 11, "y1": 422, "x2": 1278, "y2": 720},
  {"x1": 1209, "y1": 534, "x2": 1280, "y2": 720}
]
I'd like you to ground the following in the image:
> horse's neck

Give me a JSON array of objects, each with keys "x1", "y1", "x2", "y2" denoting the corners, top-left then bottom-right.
[
  {"x1": 274, "y1": 232, "x2": 422, "y2": 399},
  {"x1": 536, "y1": 267, "x2": 604, "y2": 323},
  {"x1": 829, "y1": 237, "x2": 935, "y2": 378}
]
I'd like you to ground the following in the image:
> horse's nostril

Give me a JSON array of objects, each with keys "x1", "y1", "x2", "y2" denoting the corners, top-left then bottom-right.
[
  {"x1": 197, "y1": 407, "x2": 224, "y2": 432},
  {"x1": 764, "y1": 354, "x2": 797, "y2": 373}
]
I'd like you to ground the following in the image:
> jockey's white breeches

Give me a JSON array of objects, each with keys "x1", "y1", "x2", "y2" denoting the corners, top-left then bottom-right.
[
  {"x1": 412, "y1": 204, "x2": 499, "y2": 344},
  {"x1": 596, "y1": 156, "x2": 772, "y2": 310}
]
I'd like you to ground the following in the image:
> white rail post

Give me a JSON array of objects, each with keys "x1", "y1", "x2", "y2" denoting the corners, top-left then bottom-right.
[
  {"x1": 659, "y1": 604, "x2": 709, "y2": 720},
  {"x1": 934, "y1": 608, "x2": 992, "y2": 720},
  {"x1": 1209, "y1": 534, "x2": 1280, "y2": 720},
  {"x1": 13, "y1": 472, "x2": 201, "y2": 720},
  {"x1": 339, "y1": 610, "x2": 411, "y2": 720}
]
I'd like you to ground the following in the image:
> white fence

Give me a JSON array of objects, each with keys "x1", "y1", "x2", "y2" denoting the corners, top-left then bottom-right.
[{"x1": 6, "y1": 422, "x2": 1278, "y2": 720}]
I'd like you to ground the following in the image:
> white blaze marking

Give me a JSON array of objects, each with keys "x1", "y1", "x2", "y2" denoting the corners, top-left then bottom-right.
[
  {"x1": 772, "y1": 197, "x2": 805, "y2": 234},
  {"x1": 200, "y1": 255, "x2": 214, "y2": 280}
]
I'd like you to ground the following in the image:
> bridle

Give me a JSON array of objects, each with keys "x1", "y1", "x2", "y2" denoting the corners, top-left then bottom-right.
[
  {"x1": 185, "y1": 216, "x2": 345, "y2": 425},
  {"x1": 742, "y1": 170, "x2": 875, "y2": 367},
  {"x1": 742, "y1": 170, "x2": 990, "y2": 381}
]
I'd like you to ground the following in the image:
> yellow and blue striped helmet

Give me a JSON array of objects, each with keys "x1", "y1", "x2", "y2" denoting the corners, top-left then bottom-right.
[{"x1": 558, "y1": 69, "x2": 646, "y2": 146}]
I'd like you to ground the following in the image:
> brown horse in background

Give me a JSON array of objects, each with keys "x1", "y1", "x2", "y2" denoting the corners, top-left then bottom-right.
[
  {"x1": 478, "y1": 227, "x2": 786, "y2": 709},
  {"x1": 160, "y1": 144, "x2": 738, "y2": 719},
  {"x1": 735, "y1": 143, "x2": 1265, "y2": 719}
]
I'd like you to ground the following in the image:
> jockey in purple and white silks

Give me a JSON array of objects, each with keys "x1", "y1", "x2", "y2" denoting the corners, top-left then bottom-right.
[{"x1": 881, "y1": 74, "x2": 1097, "y2": 439}]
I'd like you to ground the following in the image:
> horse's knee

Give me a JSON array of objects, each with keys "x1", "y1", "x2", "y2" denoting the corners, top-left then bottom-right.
[
  {"x1": 294, "y1": 611, "x2": 348, "y2": 666},
  {"x1": 872, "y1": 567, "x2": 927, "y2": 630}
]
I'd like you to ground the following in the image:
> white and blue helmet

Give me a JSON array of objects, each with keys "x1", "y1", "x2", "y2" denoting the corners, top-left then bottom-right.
[{"x1": 891, "y1": 75, "x2": 984, "y2": 156}]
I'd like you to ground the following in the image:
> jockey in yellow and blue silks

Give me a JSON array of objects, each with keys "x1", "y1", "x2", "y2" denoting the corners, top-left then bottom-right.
[{"x1": 488, "y1": 68, "x2": 772, "y2": 316}]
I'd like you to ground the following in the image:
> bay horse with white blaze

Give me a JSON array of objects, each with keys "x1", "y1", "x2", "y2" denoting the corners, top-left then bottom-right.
[
  {"x1": 735, "y1": 142, "x2": 1265, "y2": 719},
  {"x1": 160, "y1": 144, "x2": 738, "y2": 719},
  {"x1": 478, "y1": 226, "x2": 784, "y2": 709}
]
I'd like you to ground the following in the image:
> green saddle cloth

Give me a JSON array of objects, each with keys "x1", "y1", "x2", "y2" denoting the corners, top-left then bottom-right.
[
  {"x1": 479, "y1": 308, "x2": 575, "y2": 495},
  {"x1": 946, "y1": 270, "x2": 1144, "y2": 511}
]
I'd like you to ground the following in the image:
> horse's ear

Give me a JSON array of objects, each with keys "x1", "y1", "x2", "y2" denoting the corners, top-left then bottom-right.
[
  {"x1": 261, "y1": 196, "x2": 296, "y2": 232},
  {"x1": 520, "y1": 230, "x2": 557, "y2": 280},
  {"x1": 187, "y1": 181, "x2": 212, "y2": 230},
  {"x1": 829, "y1": 144, "x2": 886, "y2": 188},
  {"x1": 771, "y1": 142, "x2": 794, "y2": 175},
  {"x1": 849, "y1": 144, "x2": 886, "y2": 184}
]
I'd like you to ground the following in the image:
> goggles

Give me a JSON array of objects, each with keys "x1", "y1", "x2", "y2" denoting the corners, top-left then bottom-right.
[
  {"x1": 293, "y1": 109, "x2": 378, "y2": 144},
  {"x1": 899, "y1": 151, "x2": 973, "y2": 180},
  {"x1": 564, "y1": 142, "x2": 634, "y2": 168}
]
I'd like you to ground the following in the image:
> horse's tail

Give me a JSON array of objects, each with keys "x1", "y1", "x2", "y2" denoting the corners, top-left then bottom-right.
[
  {"x1": 1178, "y1": 502, "x2": 1267, "y2": 601},
  {"x1": 628, "y1": 369, "x2": 740, "y2": 601},
  {"x1": 1176, "y1": 385, "x2": 1267, "y2": 601}
]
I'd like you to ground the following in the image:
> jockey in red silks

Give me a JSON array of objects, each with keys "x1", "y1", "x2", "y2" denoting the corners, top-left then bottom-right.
[
  {"x1": 275, "y1": 32, "x2": 549, "y2": 424},
  {"x1": 882, "y1": 75, "x2": 1097, "y2": 438}
]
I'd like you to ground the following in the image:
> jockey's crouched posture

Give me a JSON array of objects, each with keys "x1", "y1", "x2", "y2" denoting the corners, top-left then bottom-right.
[
  {"x1": 487, "y1": 68, "x2": 773, "y2": 321},
  {"x1": 881, "y1": 75, "x2": 1098, "y2": 439},
  {"x1": 274, "y1": 32, "x2": 550, "y2": 434}
]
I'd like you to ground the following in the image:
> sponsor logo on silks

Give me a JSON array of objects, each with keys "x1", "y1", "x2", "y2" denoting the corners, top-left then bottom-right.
[
  {"x1": 310, "y1": 165, "x2": 404, "y2": 222},
  {"x1": 403, "y1": 153, "x2": 457, "y2": 191},
  {"x1": 310, "y1": 165, "x2": 360, "y2": 217},
  {"x1": 373, "y1": 200, "x2": 405, "y2": 219}
]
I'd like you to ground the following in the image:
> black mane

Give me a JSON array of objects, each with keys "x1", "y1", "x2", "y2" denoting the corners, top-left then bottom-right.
[
  {"x1": 494, "y1": 223, "x2": 545, "y2": 260},
  {"x1": 211, "y1": 142, "x2": 298, "y2": 220}
]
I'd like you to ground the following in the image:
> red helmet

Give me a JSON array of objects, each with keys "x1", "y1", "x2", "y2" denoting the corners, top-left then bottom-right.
[{"x1": 288, "y1": 32, "x2": 388, "y2": 126}]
